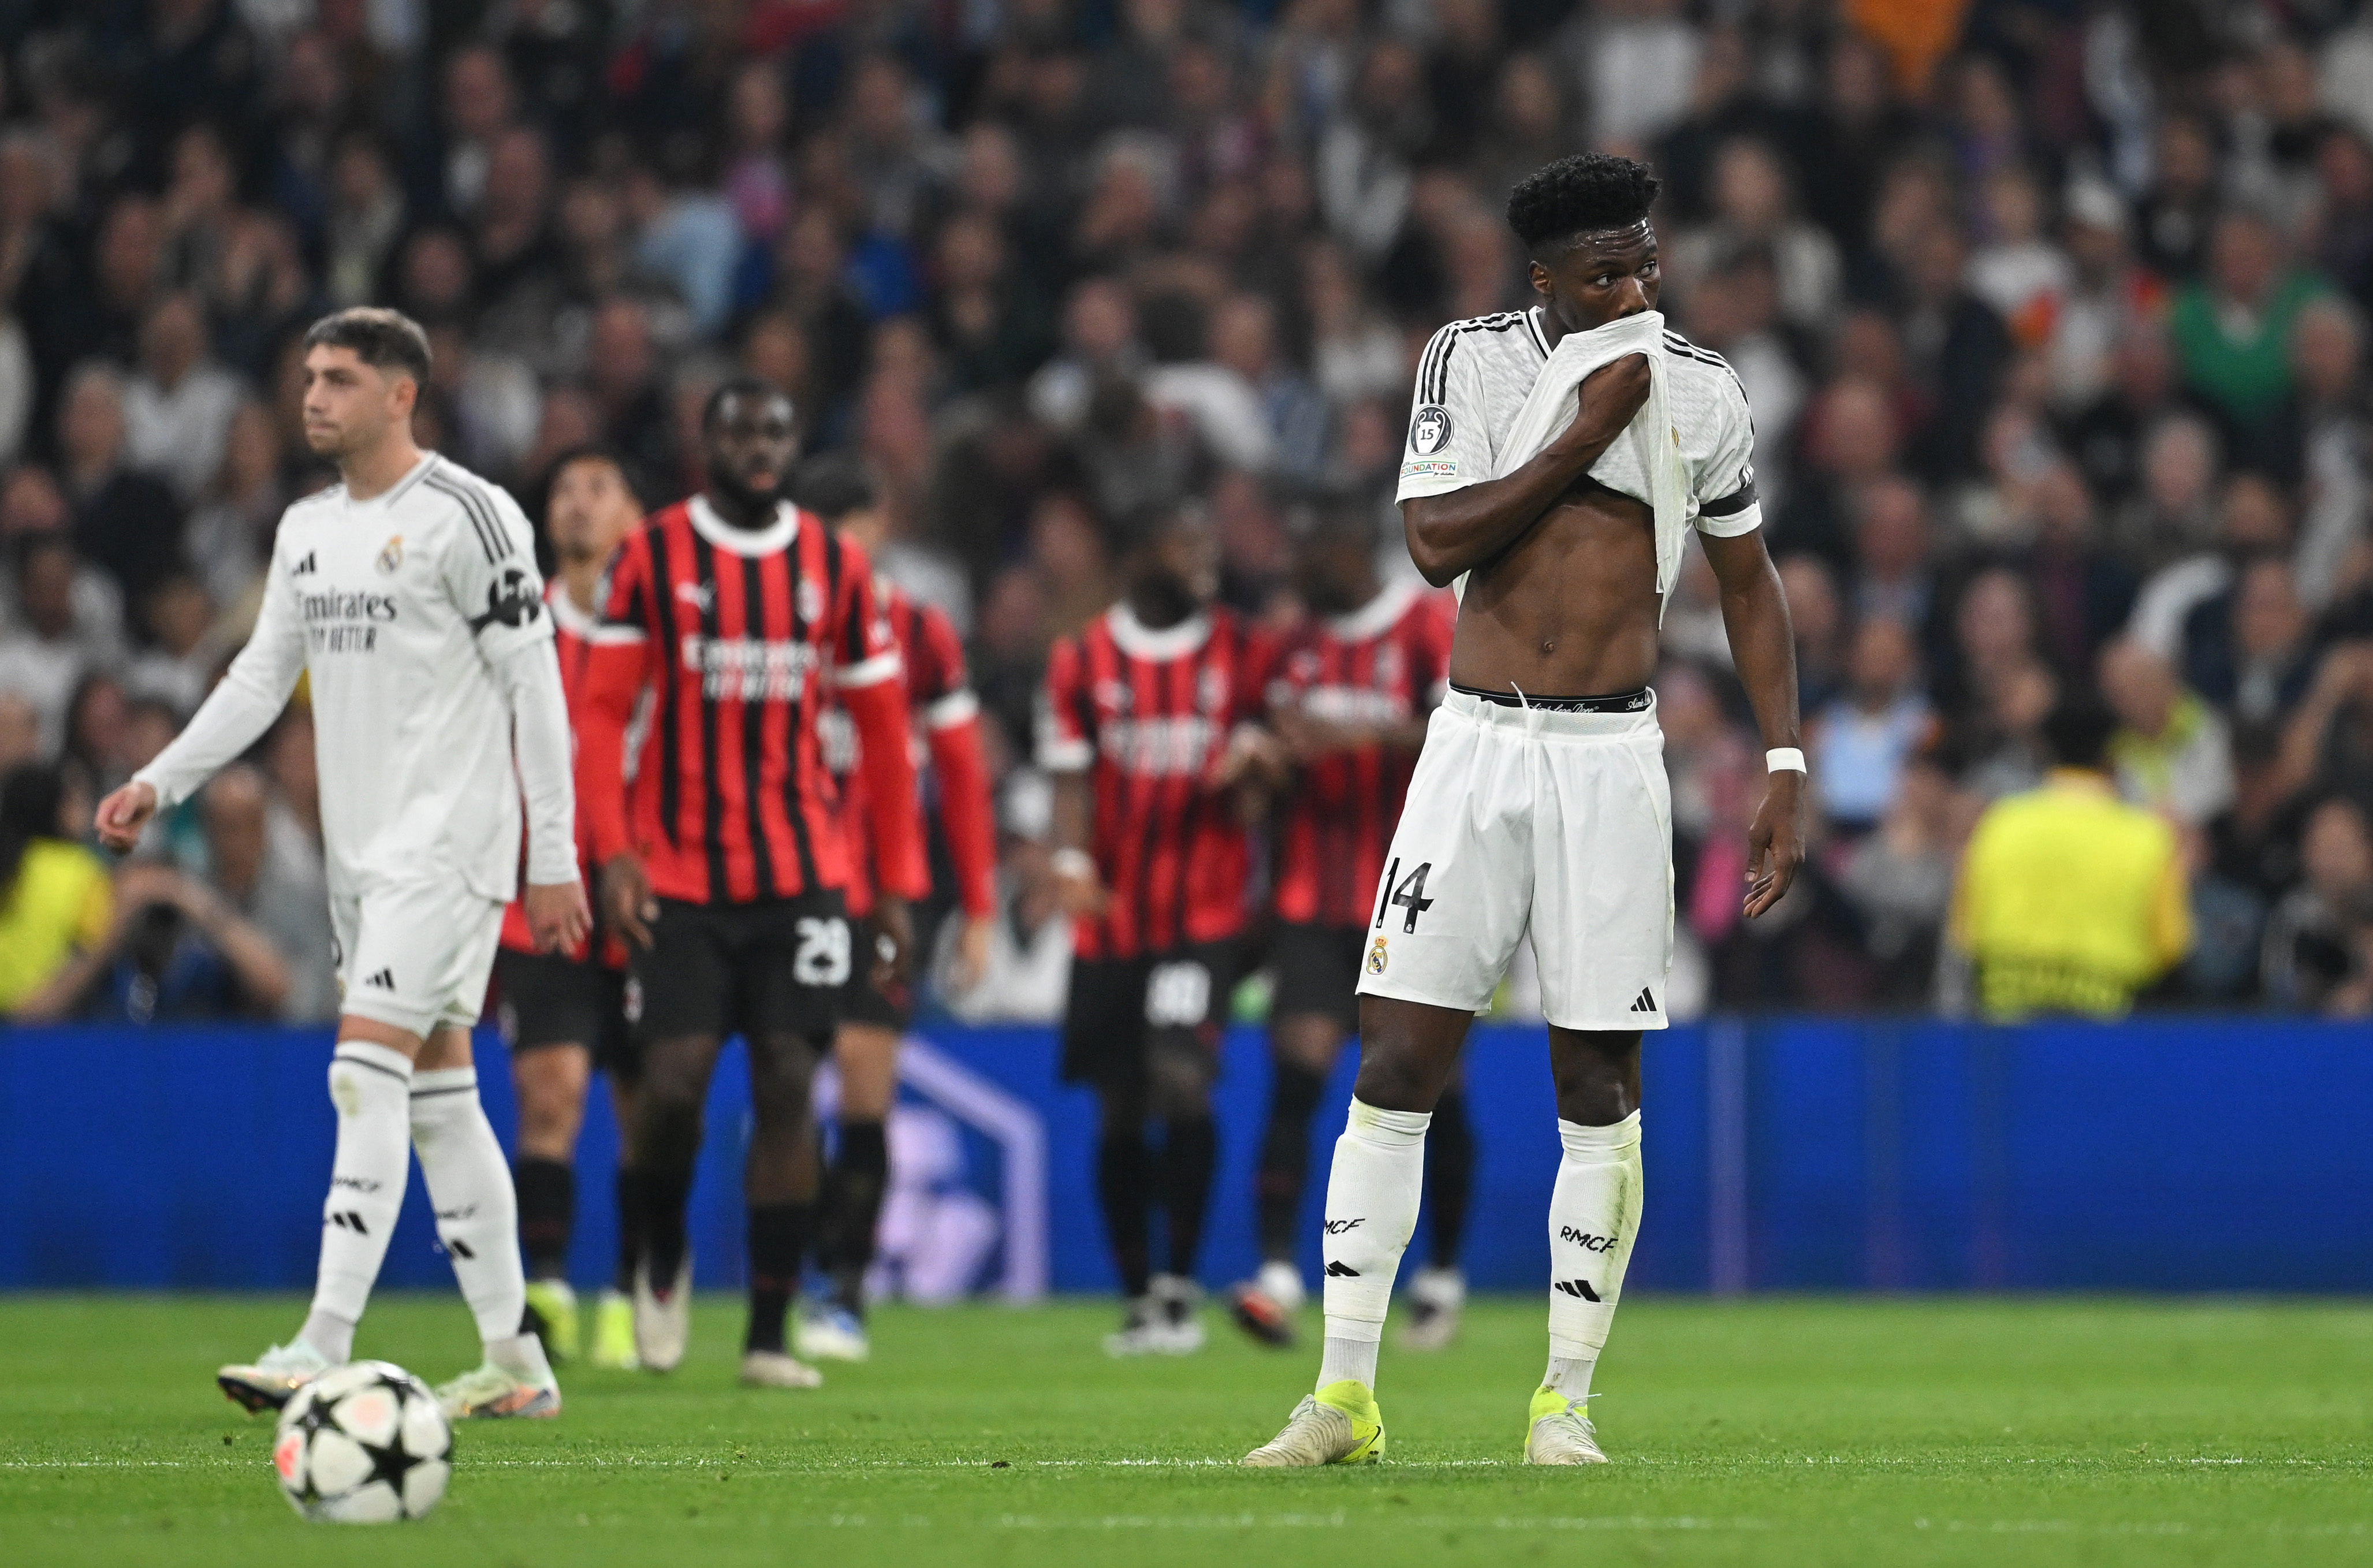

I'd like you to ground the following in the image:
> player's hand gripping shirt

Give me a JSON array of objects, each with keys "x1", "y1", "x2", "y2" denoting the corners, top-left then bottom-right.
[
  {"x1": 1267, "y1": 582, "x2": 1456, "y2": 928},
  {"x1": 1037, "y1": 602, "x2": 1271, "y2": 960},
  {"x1": 575, "y1": 496, "x2": 927, "y2": 906},
  {"x1": 817, "y1": 575, "x2": 998, "y2": 920},
  {"x1": 1394, "y1": 304, "x2": 1763, "y2": 538},
  {"x1": 135, "y1": 455, "x2": 572, "y2": 901}
]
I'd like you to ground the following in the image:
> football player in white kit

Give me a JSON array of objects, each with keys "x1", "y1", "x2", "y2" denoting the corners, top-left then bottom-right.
[
  {"x1": 95, "y1": 308, "x2": 589, "y2": 1421},
  {"x1": 1245, "y1": 154, "x2": 1805, "y2": 1466}
]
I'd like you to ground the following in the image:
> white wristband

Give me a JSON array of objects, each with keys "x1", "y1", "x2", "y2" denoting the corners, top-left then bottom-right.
[
  {"x1": 1052, "y1": 847, "x2": 1096, "y2": 880},
  {"x1": 1765, "y1": 747, "x2": 1807, "y2": 774}
]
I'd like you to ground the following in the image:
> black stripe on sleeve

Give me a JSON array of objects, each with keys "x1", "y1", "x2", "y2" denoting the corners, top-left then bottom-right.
[
  {"x1": 426, "y1": 472, "x2": 510, "y2": 564},
  {"x1": 1699, "y1": 480, "x2": 1760, "y2": 518}
]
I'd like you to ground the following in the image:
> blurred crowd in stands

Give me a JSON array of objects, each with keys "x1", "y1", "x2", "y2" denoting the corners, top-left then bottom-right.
[{"x1": 5, "y1": 0, "x2": 2373, "y2": 1023}]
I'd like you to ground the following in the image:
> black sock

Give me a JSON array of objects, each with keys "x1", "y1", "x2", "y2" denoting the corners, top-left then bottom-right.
[
  {"x1": 1255, "y1": 1060, "x2": 1326, "y2": 1262},
  {"x1": 514, "y1": 1157, "x2": 574, "y2": 1281},
  {"x1": 744, "y1": 1202, "x2": 810, "y2": 1354},
  {"x1": 1096, "y1": 1126, "x2": 1153, "y2": 1299},
  {"x1": 1160, "y1": 1114, "x2": 1217, "y2": 1279},
  {"x1": 641, "y1": 1167, "x2": 694, "y2": 1294},
  {"x1": 827, "y1": 1120, "x2": 888, "y2": 1315},
  {"x1": 612, "y1": 1166, "x2": 646, "y2": 1293},
  {"x1": 1426, "y1": 1085, "x2": 1475, "y2": 1268}
]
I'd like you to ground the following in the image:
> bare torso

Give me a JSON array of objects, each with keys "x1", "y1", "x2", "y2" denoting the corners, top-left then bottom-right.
[{"x1": 1448, "y1": 476, "x2": 1660, "y2": 698}]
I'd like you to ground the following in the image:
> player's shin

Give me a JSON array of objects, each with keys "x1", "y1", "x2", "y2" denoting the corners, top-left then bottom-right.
[
  {"x1": 301, "y1": 1041, "x2": 417, "y2": 1363},
  {"x1": 1256, "y1": 1060, "x2": 1327, "y2": 1263},
  {"x1": 1096, "y1": 1120, "x2": 1154, "y2": 1299},
  {"x1": 1542, "y1": 1113, "x2": 1642, "y2": 1405},
  {"x1": 409, "y1": 1067, "x2": 534, "y2": 1358},
  {"x1": 514, "y1": 1157, "x2": 573, "y2": 1281},
  {"x1": 745, "y1": 1202, "x2": 811, "y2": 1354},
  {"x1": 824, "y1": 1120, "x2": 887, "y2": 1312},
  {"x1": 1317, "y1": 1099, "x2": 1429, "y2": 1391}
]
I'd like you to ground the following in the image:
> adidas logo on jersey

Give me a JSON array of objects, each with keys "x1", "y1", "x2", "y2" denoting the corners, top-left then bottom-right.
[
  {"x1": 1554, "y1": 1279, "x2": 1601, "y2": 1301},
  {"x1": 363, "y1": 969, "x2": 396, "y2": 990},
  {"x1": 327, "y1": 1211, "x2": 371, "y2": 1235},
  {"x1": 1629, "y1": 988, "x2": 1657, "y2": 1014},
  {"x1": 291, "y1": 552, "x2": 316, "y2": 575},
  {"x1": 1325, "y1": 1261, "x2": 1361, "y2": 1278}
]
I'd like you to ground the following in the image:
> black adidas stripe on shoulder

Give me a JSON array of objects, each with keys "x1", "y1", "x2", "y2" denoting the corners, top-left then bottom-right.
[
  {"x1": 1425, "y1": 311, "x2": 1536, "y2": 404},
  {"x1": 1662, "y1": 330, "x2": 1749, "y2": 400},
  {"x1": 423, "y1": 468, "x2": 511, "y2": 564}
]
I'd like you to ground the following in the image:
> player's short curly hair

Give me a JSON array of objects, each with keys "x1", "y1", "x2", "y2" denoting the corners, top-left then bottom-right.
[{"x1": 1506, "y1": 153, "x2": 1662, "y2": 255}]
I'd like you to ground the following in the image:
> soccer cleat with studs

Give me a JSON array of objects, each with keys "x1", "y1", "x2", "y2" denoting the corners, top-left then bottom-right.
[{"x1": 434, "y1": 1361, "x2": 561, "y2": 1420}]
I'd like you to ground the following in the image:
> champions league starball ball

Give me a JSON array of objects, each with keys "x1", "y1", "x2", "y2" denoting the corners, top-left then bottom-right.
[{"x1": 271, "y1": 1361, "x2": 452, "y2": 1522}]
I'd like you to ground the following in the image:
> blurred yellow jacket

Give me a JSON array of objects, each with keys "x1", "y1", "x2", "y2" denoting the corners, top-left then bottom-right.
[
  {"x1": 0, "y1": 839, "x2": 113, "y2": 1014},
  {"x1": 1949, "y1": 770, "x2": 2191, "y2": 1020}
]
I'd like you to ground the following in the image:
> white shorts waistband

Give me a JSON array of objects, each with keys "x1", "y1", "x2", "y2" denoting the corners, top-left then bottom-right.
[{"x1": 1439, "y1": 685, "x2": 1662, "y2": 739}]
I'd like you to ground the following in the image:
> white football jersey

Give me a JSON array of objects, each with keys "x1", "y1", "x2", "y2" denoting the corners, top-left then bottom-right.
[
  {"x1": 147, "y1": 453, "x2": 554, "y2": 900},
  {"x1": 1395, "y1": 304, "x2": 1764, "y2": 538}
]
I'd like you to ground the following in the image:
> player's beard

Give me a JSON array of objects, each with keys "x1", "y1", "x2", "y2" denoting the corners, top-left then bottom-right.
[
  {"x1": 706, "y1": 459, "x2": 784, "y2": 524},
  {"x1": 1131, "y1": 569, "x2": 1201, "y2": 628}
]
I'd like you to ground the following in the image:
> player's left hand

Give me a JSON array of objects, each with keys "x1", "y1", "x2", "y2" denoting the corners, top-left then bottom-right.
[
  {"x1": 871, "y1": 895, "x2": 915, "y2": 990},
  {"x1": 1742, "y1": 769, "x2": 1807, "y2": 919},
  {"x1": 525, "y1": 879, "x2": 593, "y2": 954}
]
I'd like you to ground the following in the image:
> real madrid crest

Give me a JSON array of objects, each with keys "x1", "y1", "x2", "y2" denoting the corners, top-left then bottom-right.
[
  {"x1": 375, "y1": 535, "x2": 404, "y2": 573},
  {"x1": 1366, "y1": 936, "x2": 1388, "y2": 975}
]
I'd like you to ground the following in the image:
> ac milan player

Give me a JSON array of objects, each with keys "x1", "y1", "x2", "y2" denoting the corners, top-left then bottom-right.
[
  {"x1": 496, "y1": 448, "x2": 647, "y2": 1372},
  {"x1": 1227, "y1": 510, "x2": 1477, "y2": 1352},
  {"x1": 1040, "y1": 504, "x2": 1273, "y2": 1355},
  {"x1": 575, "y1": 381, "x2": 929, "y2": 1390},
  {"x1": 792, "y1": 455, "x2": 999, "y2": 1364}
]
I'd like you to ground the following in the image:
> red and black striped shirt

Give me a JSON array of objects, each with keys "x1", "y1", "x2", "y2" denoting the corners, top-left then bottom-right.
[
  {"x1": 1039, "y1": 602, "x2": 1271, "y2": 960},
  {"x1": 1267, "y1": 583, "x2": 1455, "y2": 929},
  {"x1": 576, "y1": 496, "x2": 925, "y2": 906},
  {"x1": 501, "y1": 583, "x2": 618, "y2": 960},
  {"x1": 820, "y1": 575, "x2": 998, "y2": 919}
]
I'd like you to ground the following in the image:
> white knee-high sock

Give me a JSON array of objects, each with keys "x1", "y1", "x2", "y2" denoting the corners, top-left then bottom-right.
[
  {"x1": 409, "y1": 1067, "x2": 530, "y2": 1350},
  {"x1": 1317, "y1": 1098, "x2": 1429, "y2": 1391},
  {"x1": 1543, "y1": 1112, "x2": 1643, "y2": 1404},
  {"x1": 303, "y1": 1041, "x2": 415, "y2": 1362}
]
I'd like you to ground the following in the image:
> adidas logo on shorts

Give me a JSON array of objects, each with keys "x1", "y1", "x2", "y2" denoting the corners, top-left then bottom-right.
[
  {"x1": 363, "y1": 969, "x2": 396, "y2": 990},
  {"x1": 1629, "y1": 988, "x2": 1657, "y2": 1014}
]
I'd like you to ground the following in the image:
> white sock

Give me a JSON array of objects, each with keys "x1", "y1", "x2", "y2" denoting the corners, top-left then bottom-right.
[
  {"x1": 1544, "y1": 1113, "x2": 1642, "y2": 1400},
  {"x1": 305, "y1": 1041, "x2": 415, "y2": 1357},
  {"x1": 1317, "y1": 1098, "x2": 1429, "y2": 1391},
  {"x1": 409, "y1": 1067, "x2": 528, "y2": 1346},
  {"x1": 486, "y1": 1330, "x2": 554, "y2": 1385}
]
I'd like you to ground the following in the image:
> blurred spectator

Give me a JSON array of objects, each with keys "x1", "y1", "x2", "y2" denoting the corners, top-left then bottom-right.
[
  {"x1": 2100, "y1": 637, "x2": 2236, "y2": 828},
  {"x1": 2261, "y1": 796, "x2": 2373, "y2": 1014},
  {"x1": 190, "y1": 763, "x2": 335, "y2": 1021},
  {"x1": 0, "y1": 532, "x2": 122, "y2": 758},
  {"x1": 182, "y1": 401, "x2": 286, "y2": 616},
  {"x1": 1673, "y1": 136, "x2": 1840, "y2": 334},
  {"x1": 1838, "y1": 754, "x2": 1961, "y2": 1005},
  {"x1": 58, "y1": 363, "x2": 184, "y2": 603},
  {"x1": 121, "y1": 292, "x2": 244, "y2": 504},
  {"x1": 2285, "y1": 296, "x2": 2372, "y2": 612},
  {"x1": 1811, "y1": 616, "x2": 1931, "y2": 835},
  {"x1": 2170, "y1": 210, "x2": 2329, "y2": 436},
  {"x1": 123, "y1": 573, "x2": 217, "y2": 718},
  {"x1": 0, "y1": 763, "x2": 110, "y2": 1019}
]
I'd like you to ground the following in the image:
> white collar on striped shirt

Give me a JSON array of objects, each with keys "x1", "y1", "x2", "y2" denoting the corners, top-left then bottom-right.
[
  {"x1": 1107, "y1": 601, "x2": 1212, "y2": 660},
  {"x1": 1324, "y1": 579, "x2": 1421, "y2": 642},
  {"x1": 688, "y1": 494, "x2": 799, "y2": 556}
]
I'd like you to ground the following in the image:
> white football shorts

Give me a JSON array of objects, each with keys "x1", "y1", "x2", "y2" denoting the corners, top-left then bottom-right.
[
  {"x1": 1354, "y1": 687, "x2": 1674, "y2": 1030},
  {"x1": 330, "y1": 874, "x2": 508, "y2": 1038}
]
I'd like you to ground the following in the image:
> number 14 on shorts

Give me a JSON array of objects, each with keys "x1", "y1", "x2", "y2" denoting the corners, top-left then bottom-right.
[{"x1": 1375, "y1": 858, "x2": 1435, "y2": 933}]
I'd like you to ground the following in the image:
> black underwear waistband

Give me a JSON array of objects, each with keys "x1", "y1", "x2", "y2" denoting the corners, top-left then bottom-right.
[{"x1": 1448, "y1": 682, "x2": 1652, "y2": 714}]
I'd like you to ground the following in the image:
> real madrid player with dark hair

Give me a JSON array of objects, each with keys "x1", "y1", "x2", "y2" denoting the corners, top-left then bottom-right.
[
  {"x1": 1245, "y1": 153, "x2": 1805, "y2": 1467},
  {"x1": 98, "y1": 307, "x2": 589, "y2": 1421}
]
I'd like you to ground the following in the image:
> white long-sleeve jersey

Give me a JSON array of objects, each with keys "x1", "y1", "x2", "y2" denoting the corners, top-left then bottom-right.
[{"x1": 136, "y1": 452, "x2": 576, "y2": 902}]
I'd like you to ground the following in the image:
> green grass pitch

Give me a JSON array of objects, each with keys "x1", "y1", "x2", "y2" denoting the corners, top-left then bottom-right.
[{"x1": 3, "y1": 1294, "x2": 2370, "y2": 1567}]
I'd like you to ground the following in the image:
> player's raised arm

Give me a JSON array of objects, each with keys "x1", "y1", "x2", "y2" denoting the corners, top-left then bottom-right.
[
  {"x1": 1700, "y1": 526, "x2": 1805, "y2": 918},
  {"x1": 1399, "y1": 349, "x2": 1649, "y2": 587},
  {"x1": 102, "y1": 533, "x2": 310, "y2": 849}
]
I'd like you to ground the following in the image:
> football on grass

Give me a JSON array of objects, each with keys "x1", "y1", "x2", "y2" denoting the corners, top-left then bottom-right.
[{"x1": 271, "y1": 1361, "x2": 452, "y2": 1522}]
